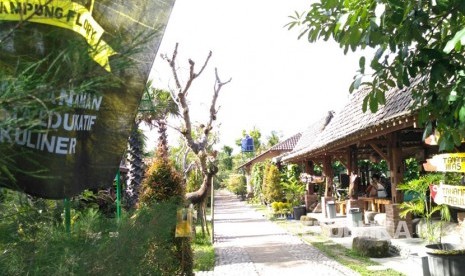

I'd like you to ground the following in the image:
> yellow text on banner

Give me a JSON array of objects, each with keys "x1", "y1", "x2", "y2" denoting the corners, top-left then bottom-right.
[{"x1": 0, "y1": 0, "x2": 115, "y2": 71}]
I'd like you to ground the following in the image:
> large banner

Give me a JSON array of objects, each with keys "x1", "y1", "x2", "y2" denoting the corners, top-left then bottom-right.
[{"x1": 0, "y1": 0, "x2": 176, "y2": 198}]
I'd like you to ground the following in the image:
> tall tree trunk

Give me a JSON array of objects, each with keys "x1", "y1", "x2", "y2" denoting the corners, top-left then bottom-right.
[
  {"x1": 125, "y1": 123, "x2": 144, "y2": 209},
  {"x1": 162, "y1": 43, "x2": 230, "y2": 206},
  {"x1": 186, "y1": 170, "x2": 216, "y2": 205}
]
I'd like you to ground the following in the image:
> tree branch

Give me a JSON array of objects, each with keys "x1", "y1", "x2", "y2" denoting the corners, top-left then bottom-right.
[{"x1": 202, "y1": 68, "x2": 232, "y2": 147}]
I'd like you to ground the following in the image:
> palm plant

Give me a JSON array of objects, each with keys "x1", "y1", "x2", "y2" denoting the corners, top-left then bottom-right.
[
  {"x1": 398, "y1": 174, "x2": 451, "y2": 244},
  {"x1": 124, "y1": 84, "x2": 179, "y2": 208},
  {"x1": 125, "y1": 126, "x2": 146, "y2": 209},
  {"x1": 281, "y1": 175, "x2": 305, "y2": 207}
]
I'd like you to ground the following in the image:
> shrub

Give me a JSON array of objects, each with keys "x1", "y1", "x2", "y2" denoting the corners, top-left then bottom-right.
[
  {"x1": 251, "y1": 162, "x2": 266, "y2": 201},
  {"x1": 139, "y1": 157, "x2": 185, "y2": 206},
  {"x1": 263, "y1": 163, "x2": 283, "y2": 203},
  {"x1": 227, "y1": 174, "x2": 247, "y2": 196},
  {"x1": 0, "y1": 191, "x2": 192, "y2": 275}
]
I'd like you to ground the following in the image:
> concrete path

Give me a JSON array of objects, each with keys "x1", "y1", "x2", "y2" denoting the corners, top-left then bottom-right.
[{"x1": 207, "y1": 190, "x2": 359, "y2": 276}]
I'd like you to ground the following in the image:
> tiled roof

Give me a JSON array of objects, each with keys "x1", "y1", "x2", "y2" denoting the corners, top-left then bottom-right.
[
  {"x1": 270, "y1": 132, "x2": 302, "y2": 151},
  {"x1": 237, "y1": 132, "x2": 302, "y2": 169},
  {"x1": 282, "y1": 80, "x2": 416, "y2": 162},
  {"x1": 292, "y1": 111, "x2": 335, "y2": 152}
]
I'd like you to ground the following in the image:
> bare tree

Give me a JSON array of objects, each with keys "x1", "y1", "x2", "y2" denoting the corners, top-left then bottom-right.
[{"x1": 162, "y1": 43, "x2": 231, "y2": 205}]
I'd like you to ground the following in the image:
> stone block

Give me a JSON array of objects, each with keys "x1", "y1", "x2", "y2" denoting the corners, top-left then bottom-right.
[
  {"x1": 300, "y1": 216, "x2": 318, "y2": 226},
  {"x1": 364, "y1": 211, "x2": 380, "y2": 224},
  {"x1": 352, "y1": 236, "x2": 390, "y2": 258},
  {"x1": 320, "y1": 223, "x2": 350, "y2": 238},
  {"x1": 374, "y1": 213, "x2": 386, "y2": 226}
]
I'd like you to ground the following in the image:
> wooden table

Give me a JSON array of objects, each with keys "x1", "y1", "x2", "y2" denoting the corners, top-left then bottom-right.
[
  {"x1": 358, "y1": 197, "x2": 392, "y2": 212},
  {"x1": 336, "y1": 201, "x2": 347, "y2": 215}
]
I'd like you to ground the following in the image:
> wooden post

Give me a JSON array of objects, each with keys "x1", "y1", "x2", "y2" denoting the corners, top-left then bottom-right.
[
  {"x1": 388, "y1": 132, "x2": 404, "y2": 203},
  {"x1": 347, "y1": 146, "x2": 359, "y2": 198},
  {"x1": 305, "y1": 160, "x2": 315, "y2": 194},
  {"x1": 210, "y1": 176, "x2": 214, "y2": 244},
  {"x1": 323, "y1": 155, "x2": 333, "y2": 197}
]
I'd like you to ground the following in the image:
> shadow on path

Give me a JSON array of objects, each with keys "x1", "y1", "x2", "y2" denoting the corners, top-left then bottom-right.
[{"x1": 212, "y1": 190, "x2": 359, "y2": 276}]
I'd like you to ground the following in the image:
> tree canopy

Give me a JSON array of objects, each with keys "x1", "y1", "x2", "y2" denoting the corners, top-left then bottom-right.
[{"x1": 288, "y1": 0, "x2": 465, "y2": 151}]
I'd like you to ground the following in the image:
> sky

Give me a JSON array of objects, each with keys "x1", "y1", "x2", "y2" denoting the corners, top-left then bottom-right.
[{"x1": 146, "y1": 0, "x2": 367, "y2": 154}]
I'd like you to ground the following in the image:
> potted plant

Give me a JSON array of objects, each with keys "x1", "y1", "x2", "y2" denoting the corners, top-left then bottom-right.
[
  {"x1": 282, "y1": 176, "x2": 306, "y2": 220},
  {"x1": 398, "y1": 174, "x2": 465, "y2": 276}
]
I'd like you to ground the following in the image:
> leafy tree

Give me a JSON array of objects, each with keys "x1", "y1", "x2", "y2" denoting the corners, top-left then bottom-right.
[
  {"x1": 125, "y1": 86, "x2": 179, "y2": 209},
  {"x1": 216, "y1": 145, "x2": 234, "y2": 189},
  {"x1": 263, "y1": 163, "x2": 283, "y2": 203},
  {"x1": 226, "y1": 174, "x2": 247, "y2": 197},
  {"x1": 219, "y1": 145, "x2": 234, "y2": 171},
  {"x1": 288, "y1": 0, "x2": 465, "y2": 151},
  {"x1": 251, "y1": 162, "x2": 266, "y2": 202},
  {"x1": 266, "y1": 131, "x2": 281, "y2": 148}
]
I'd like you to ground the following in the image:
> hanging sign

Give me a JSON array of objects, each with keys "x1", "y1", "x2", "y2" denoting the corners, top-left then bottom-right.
[
  {"x1": 0, "y1": 0, "x2": 176, "y2": 198},
  {"x1": 430, "y1": 184, "x2": 465, "y2": 209},
  {"x1": 175, "y1": 208, "x2": 193, "y2": 238},
  {"x1": 423, "y1": 153, "x2": 465, "y2": 173}
]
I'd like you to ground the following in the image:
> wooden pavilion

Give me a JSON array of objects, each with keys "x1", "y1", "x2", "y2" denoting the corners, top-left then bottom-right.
[{"x1": 281, "y1": 78, "x2": 437, "y2": 237}]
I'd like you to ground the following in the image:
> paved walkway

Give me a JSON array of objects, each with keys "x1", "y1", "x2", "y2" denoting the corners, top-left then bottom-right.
[{"x1": 203, "y1": 190, "x2": 359, "y2": 276}]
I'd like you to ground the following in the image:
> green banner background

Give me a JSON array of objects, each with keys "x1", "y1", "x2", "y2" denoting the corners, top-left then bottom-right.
[{"x1": 0, "y1": 0, "x2": 176, "y2": 198}]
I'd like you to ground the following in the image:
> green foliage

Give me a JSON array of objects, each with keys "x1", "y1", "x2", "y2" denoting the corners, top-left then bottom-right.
[
  {"x1": 192, "y1": 225, "x2": 214, "y2": 272},
  {"x1": 186, "y1": 168, "x2": 203, "y2": 193},
  {"x1": 139, "y1": 157, "x2": 185, "y2": 206},
  {"x1": 216, "y1": 145, "x2": 235, "y2": 189},
  {"x1": 265, "y1": 130, "x2": 281, "y2": 148},
  {"x1": 280, "y1": 164, "x2": 305, "y2": 206},
  {"x1": 271, "y1": 201, "x2": 292, "y2": 215},
  {"x1": 0, "y1": 191, "x2": 192, "y2": 275},
  {"x1": 281, "y1": 175, "x2": 305, "y2": 207},
  {"x1": 398, "y1": 174, "x2": 451, "y2": 243},
  {"x1": 263, "y1": 163, "x2": 283, "y2": 203},
  {"x1": 288, "y1": 0, "x2": 465, "y2": 151},
  {"x1": 138, "y1": 85, "x2": 180, "y2": 128},
  {"x1": 403, "y1": 158, "x2": 420, "y2": 182},
  {"x1": 219, "y1": 145, "x2": 234, "y2": 170},
  {"x1": 226, "y1": 174, "x2": 247, "y2": 197},
  {"x1": 251, "y1": 162, "x2": 266, "y2": 202}
]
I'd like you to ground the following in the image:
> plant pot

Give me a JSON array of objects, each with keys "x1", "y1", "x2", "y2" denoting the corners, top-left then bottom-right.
[
  {"x1": 425, "y1": 243, "x2": 465, "y2": 276},
  {"x1": 293, "y1": 206, "x2": 307, "y2": 220}
]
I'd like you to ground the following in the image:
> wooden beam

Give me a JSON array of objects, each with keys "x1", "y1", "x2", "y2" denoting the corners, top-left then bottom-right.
[
  {"x1": 335, "y1": 156, "x2": 348, "y2": 170},
  {"x1": 369, "y1": 143, "x2": 389, "y2": 161}
]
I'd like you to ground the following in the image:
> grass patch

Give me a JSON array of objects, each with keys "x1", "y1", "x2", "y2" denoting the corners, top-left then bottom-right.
[
  {"x1": 249, "y1": 201, "x2": 405, "y2": 276},
  {"x1": 192, "y1": 224, "x2": 215, "y2": 272},
  {"x1": 303, "y1": 236, "x2": 403, "y2": 276}
]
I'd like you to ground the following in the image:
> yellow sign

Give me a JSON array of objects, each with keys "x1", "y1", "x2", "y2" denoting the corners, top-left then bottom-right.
[
  {"x1": 175, "y1": 208, "x2": 193, "y2": 238},
  {"x1": 423, "y1": 153, "x2": 465, "y2": 173},
  {"x1": 0, "y1": 0, "x2": 115, "y2": 71}
]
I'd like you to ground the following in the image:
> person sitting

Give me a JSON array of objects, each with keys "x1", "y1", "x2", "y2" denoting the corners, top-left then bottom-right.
[{"x1": 366, "y1": 173, "x2": 387, "y2": 198}]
